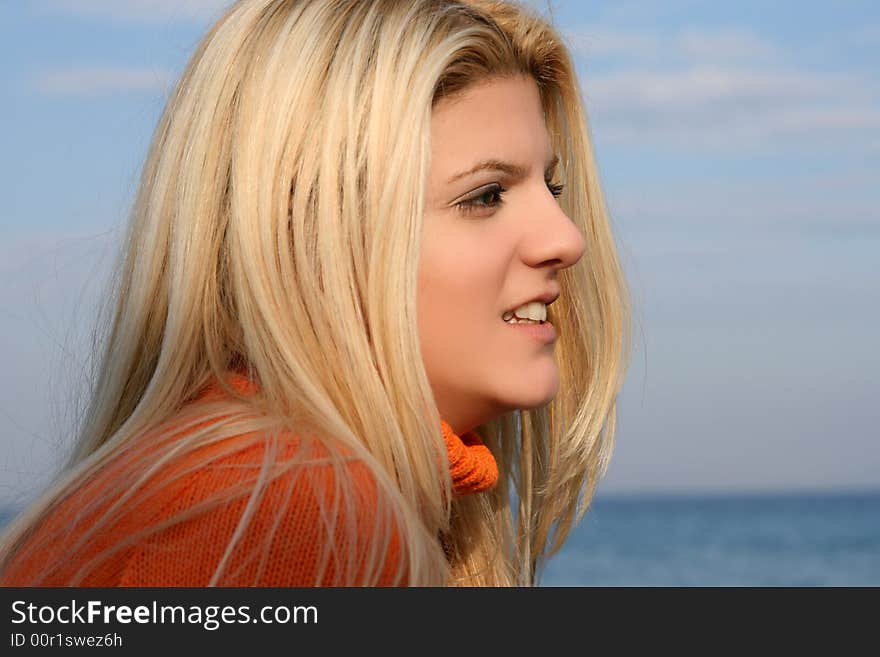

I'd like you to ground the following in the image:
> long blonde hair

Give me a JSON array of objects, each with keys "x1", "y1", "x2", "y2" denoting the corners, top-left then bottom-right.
[{"x1": 0, "y1": 0, "x2": 631, "y2": 586}]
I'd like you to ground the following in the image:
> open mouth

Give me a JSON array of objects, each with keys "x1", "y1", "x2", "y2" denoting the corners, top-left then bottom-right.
[
  {"x1": 502, "y1": 306, "x2": 547, "y2": 324},
  {"x1": 503, "y1": 316, "x2": 545, "y2": 325}
]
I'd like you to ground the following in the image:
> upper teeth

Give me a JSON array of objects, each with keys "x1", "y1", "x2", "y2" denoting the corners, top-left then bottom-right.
[{"x1": 502, "y1": 301, "x2": 547, "y2": 323}]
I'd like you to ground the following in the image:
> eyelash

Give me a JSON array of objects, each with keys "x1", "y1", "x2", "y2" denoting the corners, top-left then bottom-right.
[{"x1": 456, "y1": 181, "x2": 565, "y2": 214}]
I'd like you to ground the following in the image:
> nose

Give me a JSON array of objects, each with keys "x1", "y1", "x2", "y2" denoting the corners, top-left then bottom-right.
[{"x1": 520, "y1": 186, "x2": 586, "y2": 272}]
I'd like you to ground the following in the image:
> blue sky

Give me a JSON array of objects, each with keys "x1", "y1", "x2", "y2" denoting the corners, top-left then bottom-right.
[{"x1": 1, "y1": 1, "x2": 878, "y2": 506}]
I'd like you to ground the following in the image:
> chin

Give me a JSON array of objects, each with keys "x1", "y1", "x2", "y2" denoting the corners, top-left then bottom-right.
[
  {"x1": 502, "y1": 378, "x2": 560, "y2": 412},
  {"x1": 516, "y1": 392, "x2": 557, "y2": 411}
]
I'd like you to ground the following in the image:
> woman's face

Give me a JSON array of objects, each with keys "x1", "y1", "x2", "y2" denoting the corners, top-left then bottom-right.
[{"x1": 418, "y1": 74, "x2": 586, "y2": 434}]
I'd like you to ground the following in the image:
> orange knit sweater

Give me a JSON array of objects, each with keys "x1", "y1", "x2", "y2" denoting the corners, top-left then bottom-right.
[{"x1": 0, "y1": 374, "x2": 498, "y2": 586}]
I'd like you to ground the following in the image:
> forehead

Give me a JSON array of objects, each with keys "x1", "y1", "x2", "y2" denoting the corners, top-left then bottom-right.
[{"x1": 429, "y1": 75, "x2": 552, "y2": 174}]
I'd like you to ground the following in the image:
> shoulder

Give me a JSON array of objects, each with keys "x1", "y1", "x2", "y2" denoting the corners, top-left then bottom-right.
[
  {"x1": 1, "y1": 386, "x2": 409, "y2": 587},
  {"x1": 120, "y1": 422, "x2": 408, "y2": 586}
]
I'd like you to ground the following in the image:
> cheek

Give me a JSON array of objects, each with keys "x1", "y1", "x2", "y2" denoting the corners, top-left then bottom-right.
[
  {"x1": 417, "y1": 244, "x2": 501, "y2": 325},
  {"x1": 417, "y1": 257, "x2": 492, "y2": 372},
  {"x1": 416, "y1": 222, "x2": 513, "y2": 369}
]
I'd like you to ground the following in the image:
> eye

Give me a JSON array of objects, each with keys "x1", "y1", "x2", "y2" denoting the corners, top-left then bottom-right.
[
  {"x1": 546, "y1": 181, "x2": 565, "y2": 198},
  {"x1": 455, "y1": 183, "x2": 506, "y2": 215}
]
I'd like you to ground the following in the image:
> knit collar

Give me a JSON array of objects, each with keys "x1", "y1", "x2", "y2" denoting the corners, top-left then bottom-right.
[
  {"x1": 440, "y1": 420, "x2": 498, "y2": 495},
  {"x1": 201, "y1": 372, "x2": 498, "y2": 496}
]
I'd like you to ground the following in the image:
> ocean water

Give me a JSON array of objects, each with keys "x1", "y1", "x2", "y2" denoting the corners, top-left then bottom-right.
[
  {"x1": 539, "y1": 490, "x2": 880, "y2": 586},
  {"x1": 2, "y1": 490, "x2": 877, "y2": 586}
]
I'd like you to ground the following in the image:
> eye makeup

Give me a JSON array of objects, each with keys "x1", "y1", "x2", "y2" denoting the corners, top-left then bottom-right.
[{"x1": 454, "y1": 180, "x2": 564, "y2": 215}]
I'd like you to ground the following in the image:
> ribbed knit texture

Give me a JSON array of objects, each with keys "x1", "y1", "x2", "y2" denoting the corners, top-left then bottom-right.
[
  {"x1": 442, "y1": 421, "x2": 499, "y2": 495},
  {"x1": 0, "y1": 373, "x2": 498, "y2": 586},
  {"x1": 214, "y1": 372, "x2": 498, "y2": 496}
]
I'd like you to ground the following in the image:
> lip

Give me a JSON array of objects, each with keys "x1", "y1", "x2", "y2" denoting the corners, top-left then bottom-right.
[
  {"x1": 503, "y1": 319, "x2": 557, "y2": 343},
  {"x1": 502, "y1": 288, "x2": 561, "y2": 316}
]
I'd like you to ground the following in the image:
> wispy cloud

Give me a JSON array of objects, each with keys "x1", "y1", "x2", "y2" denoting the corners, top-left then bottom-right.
[
  {"x1": 567, "y1": 29, "x2": 662, "y2": 60},
  {"x1": 849, "y1": 25, "x2": 880, "y2": 47},
  {"x1": 30, "y1": 65, "x2": 172, "y2": 96},
  {"x1": 35, "y1": 0, "x2": 232, "y2": 23},
  {"x1": 676, "y1": 29, "x2": 778, "y2": 61},
  {"x1": 563, "y1": 26, "x2": 880, "y2": 150},
  {"x1": 583, "y1": 66, "x2": 880, "y2": 148},
  {"x1": 585, "y1": 67, "x2": 841, "y2": 110},
  {"x1": 566, "y1": 27, "x2": 778, "y2": 64}
]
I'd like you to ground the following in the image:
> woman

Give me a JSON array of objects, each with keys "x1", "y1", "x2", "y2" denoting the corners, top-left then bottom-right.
[{"x1": 0, "y1": 0, "x2": 630, "y2": 586}]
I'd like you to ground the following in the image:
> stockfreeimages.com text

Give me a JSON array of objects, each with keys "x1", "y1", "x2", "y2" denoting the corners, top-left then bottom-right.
[{"x1": 11, "y1": 599, "x2": 317, "y2": 631}]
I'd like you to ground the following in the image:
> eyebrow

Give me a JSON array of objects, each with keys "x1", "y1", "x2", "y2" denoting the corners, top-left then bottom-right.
[{"x1": 446, "y1": 154, "x2": 559, "y2": 184}]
